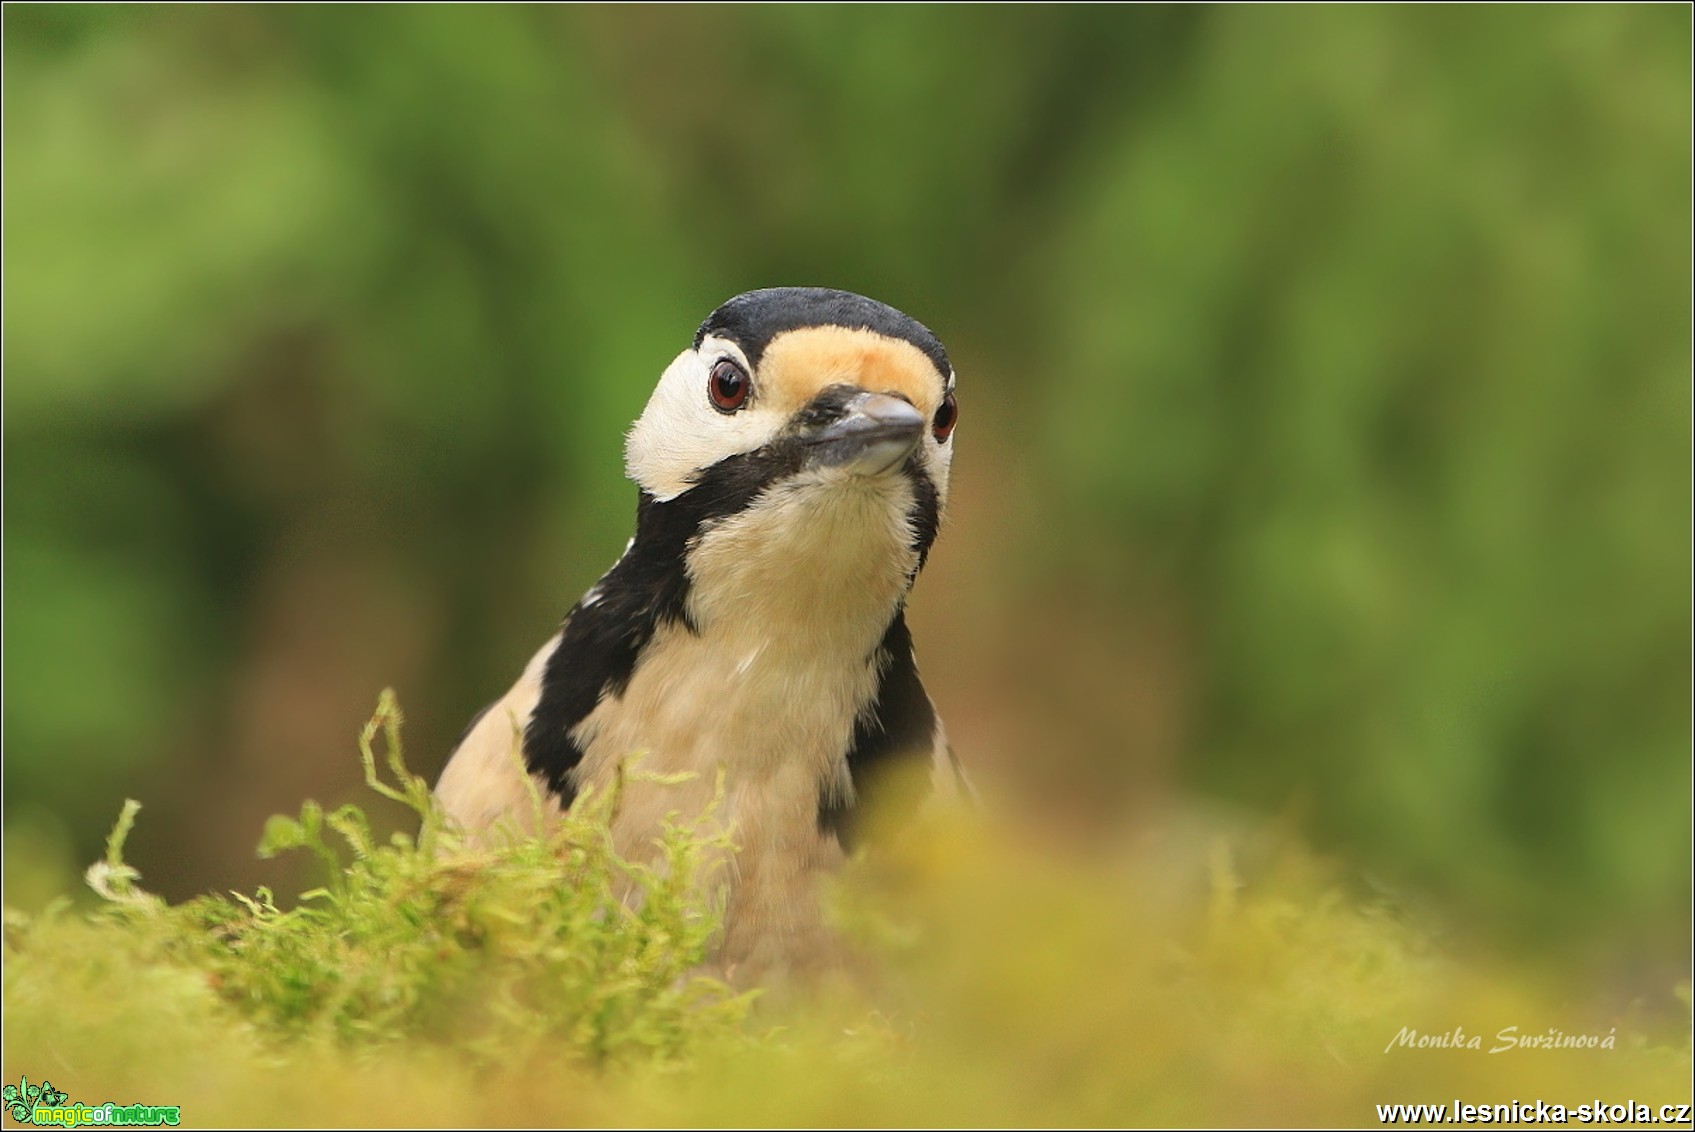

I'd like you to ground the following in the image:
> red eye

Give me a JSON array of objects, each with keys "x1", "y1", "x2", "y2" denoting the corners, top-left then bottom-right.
[
  {"x1": 709, "y1": 358, "x2": 750, "y2": 412},
  {"x1": 932, "y1": 391, "x2": 958, "y2": 442}
]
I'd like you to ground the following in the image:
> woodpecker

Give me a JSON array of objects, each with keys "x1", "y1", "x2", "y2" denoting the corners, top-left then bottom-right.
[{"x1": 434, "y1": 287, "x2": 964, "y2": 983}]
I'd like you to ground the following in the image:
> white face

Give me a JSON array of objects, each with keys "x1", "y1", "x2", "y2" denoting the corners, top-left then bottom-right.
[{"x1": 624, "y1": 326, "x2": 956, "y2": 504}]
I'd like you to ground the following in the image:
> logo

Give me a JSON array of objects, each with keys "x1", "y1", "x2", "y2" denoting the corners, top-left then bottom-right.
[{"x1": 3, "y1": 1078, "x2": 179, "y2": 1127}]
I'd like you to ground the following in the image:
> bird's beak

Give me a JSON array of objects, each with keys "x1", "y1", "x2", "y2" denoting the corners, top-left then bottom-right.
[{"x1": 802, "y1": 390, "x2": 926, "y2": 475}]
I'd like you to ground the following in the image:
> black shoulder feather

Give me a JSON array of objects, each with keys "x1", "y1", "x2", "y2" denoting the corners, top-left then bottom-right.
[{"x1": 819, "y1": 610, "x2": 937, "y2": 852}]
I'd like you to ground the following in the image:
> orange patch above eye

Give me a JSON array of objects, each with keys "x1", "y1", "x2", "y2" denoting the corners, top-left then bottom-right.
[{"x1": 756, "y1": 326, "x2": 946, "y2": 417}]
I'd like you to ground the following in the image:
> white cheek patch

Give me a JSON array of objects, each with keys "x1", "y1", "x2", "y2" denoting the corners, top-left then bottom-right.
[
  {"x1": 925, "y1": 430, "x2": 953, "y2": 502},
  {"x1": 624, "y1": 346, "x2": 786, "y2": 501},
  {"x1": 624, "y1": 336, "x2": 957, "y2": 511}
]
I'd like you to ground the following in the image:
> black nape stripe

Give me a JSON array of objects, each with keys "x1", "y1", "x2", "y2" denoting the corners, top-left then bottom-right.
[
  {"x1": 820, "y1": 611, "x2": 937, "y2": 853},
  {"x1": 696, "y1": 287, "x2": 951, "y2": 379}
]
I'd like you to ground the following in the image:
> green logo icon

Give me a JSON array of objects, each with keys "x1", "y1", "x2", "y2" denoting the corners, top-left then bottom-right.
[
  {"x1": 4, "y1": 1077, "x2": 179, "y2": 1127},
  {"x1": 3, "y1": 1079, "x2": 67, "y2": 1125}
]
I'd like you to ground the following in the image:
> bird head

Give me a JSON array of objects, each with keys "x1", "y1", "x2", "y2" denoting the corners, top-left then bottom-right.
[{"x1": 625, "y1": 288, "x2": 957, "y2": 564}]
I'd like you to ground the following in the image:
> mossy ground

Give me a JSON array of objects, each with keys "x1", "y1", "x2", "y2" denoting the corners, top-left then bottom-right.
[{"x1": 4, "y1": 695, "x2": 1689, "y2": 1127}]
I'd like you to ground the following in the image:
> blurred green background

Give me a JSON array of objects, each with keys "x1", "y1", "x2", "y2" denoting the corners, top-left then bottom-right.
[{"x1": 3, "y1": 5, "x2": 1688, "y2": 981}]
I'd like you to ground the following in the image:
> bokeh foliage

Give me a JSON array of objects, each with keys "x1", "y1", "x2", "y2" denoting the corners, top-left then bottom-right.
[{"x1": 3, "y1": 3, "x2": 1689, "y2": 975}]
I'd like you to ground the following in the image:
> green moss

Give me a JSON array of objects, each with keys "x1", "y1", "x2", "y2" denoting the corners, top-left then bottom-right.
[
  {"x1": 4, "y1": 694, "x2": 1689, "y2": 1126},
  {"x1": 21, "y1": 691, "x2": 753, "y2": 1074}
]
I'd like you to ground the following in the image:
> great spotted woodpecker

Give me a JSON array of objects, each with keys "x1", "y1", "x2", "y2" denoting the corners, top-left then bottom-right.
[{"x1": 435, "y1": 287, "x2": 964, "y2": 983}]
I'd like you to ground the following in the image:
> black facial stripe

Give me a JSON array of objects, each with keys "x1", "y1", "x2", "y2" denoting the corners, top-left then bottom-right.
[
  {"x1": 695, "y1": 287, "x2": 951, "y2": 379},
  {"x1": 905, "y1": 455, "x2": 941, "y2": 573},
  {"x1": 819, "y1": 610, "x2": 937, "y2": 853}
]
